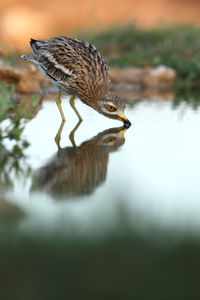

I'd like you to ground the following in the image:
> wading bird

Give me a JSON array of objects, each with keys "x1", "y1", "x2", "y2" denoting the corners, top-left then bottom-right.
[{"x1": 21, "y1": 37, "x2": 131, "y2": 126}]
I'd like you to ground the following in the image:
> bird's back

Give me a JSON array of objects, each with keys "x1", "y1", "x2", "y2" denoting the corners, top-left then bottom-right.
[{"x1": 28, "y1": 37, "x2": 110, "y2": 104}]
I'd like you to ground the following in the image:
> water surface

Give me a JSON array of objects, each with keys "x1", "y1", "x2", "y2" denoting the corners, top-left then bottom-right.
[
  {"x1": 1, "y1": 94, "x2": 200, "y2": 299},
  {"x1": 1, "y1": 95, "x2": 200, "y2": 236}
]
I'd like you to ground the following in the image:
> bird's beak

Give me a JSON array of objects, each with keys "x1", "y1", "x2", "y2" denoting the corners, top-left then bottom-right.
[
  {"x1": 118, "y1": 126, "x2": 128, "y2": 135},
  {"x1": 117, "y1": 114, "x2": 131, "y2": 128}
]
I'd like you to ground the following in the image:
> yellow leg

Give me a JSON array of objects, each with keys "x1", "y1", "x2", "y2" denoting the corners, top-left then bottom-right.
[
  {"x1": 69, "y1": 120, "x2": 82, "y2": 147},
  {"x1": 55, "y1": 91, "x2": 66, "y2": 121},
  {"x1": 55, "y1": 120, "x2": 65, "y2": 149},
  {"x1": 69, "y1": 95, "x2": 83, "y2": 121}
]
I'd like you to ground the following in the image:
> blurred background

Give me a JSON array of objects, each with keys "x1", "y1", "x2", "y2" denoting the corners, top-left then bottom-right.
[{"x1": 1, "y1": 0, "x2": 200, "y2": 49}]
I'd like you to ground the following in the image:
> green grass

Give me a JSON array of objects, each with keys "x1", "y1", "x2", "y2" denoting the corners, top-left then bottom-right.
[
  {"x1": 0, "y1": 83, "x2": 25, "y2": 140},
  {"x1": 79, "y1": 24, "x2": 200, "y2": 84}
]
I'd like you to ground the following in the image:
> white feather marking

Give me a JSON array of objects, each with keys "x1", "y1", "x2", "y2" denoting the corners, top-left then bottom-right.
[{"x1": 43, "y1": 51, "x2": 72, "y2": 76}]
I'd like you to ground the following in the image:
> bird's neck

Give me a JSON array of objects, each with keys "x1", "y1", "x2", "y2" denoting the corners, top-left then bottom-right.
[{"x1": 79, "y1": 92, "x2": 103, "y2": 111}]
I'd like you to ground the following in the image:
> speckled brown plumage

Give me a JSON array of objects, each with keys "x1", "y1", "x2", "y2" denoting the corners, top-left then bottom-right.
[
  {"x1": 21, "y1": 36, "x2": 131, "y2": 126},
  {"x1": 31, "y1": 37, "x2": 110, "y2": 105}
]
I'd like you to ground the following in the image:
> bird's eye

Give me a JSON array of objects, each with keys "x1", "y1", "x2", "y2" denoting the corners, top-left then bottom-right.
[
  {"x1": 106, "y1": 137, "x2": 114, "y2": 143},
  {"x1": 106, "y1": 105, "x2": 116, "y2": 112}
]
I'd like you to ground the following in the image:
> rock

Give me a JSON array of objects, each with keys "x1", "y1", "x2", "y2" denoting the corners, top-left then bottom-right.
[
  {"x1": 143, "y1": 65, "x2": 176, "y2": 88},
  {"x1": 16, "y1": 64, "x2": 50, "y2": 93},
  {"x1": 0, "y1": 60, "x2": 50, "y2": 93},
  {"x1": 109, "y1": 67, "x2": 143, "y2": 85},
  {"x1": 109, "y1": 65, "x2": 176, "y2": 88}
]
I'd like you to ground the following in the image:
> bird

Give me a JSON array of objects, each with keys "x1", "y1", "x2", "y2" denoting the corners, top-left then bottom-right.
[
  {"x1": 21, "y1": 36, "x2": 131, "y2": 127},
  {"x1": 33, "y1": 126, "x2": 126, "y2": 199}
]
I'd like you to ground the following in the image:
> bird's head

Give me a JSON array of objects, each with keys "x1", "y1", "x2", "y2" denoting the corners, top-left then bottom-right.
[{"x1": 98, "y1": 93, "x2": 131, "y2": 127}]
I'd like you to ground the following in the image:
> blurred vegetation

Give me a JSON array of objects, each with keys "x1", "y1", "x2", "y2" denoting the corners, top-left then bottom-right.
[
  {"x1": 0, "y1": 226, "x2": 200, "y2": 300},
  {"x1": 0, "y1": 82, "x2": 40, "y2": 136},
  {"x1": 81, "y1": 24, "x2": 200, "y2": 84},
  {"x1": 1, "y1": 50, "x2": 21, "y2": 65},
  {"x1": 0, "y1": 83, "x2": 37, "y2": 189},
  {"x1": 2, "y1": 24, "x2": 200, "y2": 85},
  {"x1": 0, "y1": 83, "x2": 24, "y2": 140},
  {"x1": 0, "y1": 198, "x2": 25, "y2": 233}
]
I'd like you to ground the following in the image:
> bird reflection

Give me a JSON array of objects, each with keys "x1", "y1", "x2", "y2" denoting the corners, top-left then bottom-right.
[{"x1": 34, "y1": 124, "x2": 127, "y2": 199}]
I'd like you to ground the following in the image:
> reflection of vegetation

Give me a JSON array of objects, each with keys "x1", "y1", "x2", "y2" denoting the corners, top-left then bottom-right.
[
  {"x1": 0, "y1": 221, "x2": 200, "y2": 300},
  {"x1": 0, "y1": 83, "x2": 31, "y2": 189},
  {"x1": 0, "y1": 142, "x2": 31, "y2": 189},
  {"x1": 173, "y1": 87, "x2": 200, "y2": 110},
  {"x1": 123, "y1": 87, "x2": 200, "y2": 110},
  {"x1": 82, "y1": 24, "x2": 200, "y2": 83},
  {"x1": 0, "y1": 198, "x2": 25, "y2": 233}
]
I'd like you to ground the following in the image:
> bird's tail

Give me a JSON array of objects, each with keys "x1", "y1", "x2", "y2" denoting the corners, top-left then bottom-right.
[
  {"x1": 20, "y1": 54, "x2": 38, "y2": 64},
  {"x1": 30, "y1": 38, "x2": 46, "y2": 53}
]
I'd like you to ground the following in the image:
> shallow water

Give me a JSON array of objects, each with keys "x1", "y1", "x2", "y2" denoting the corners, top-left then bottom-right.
[
  {"x1": 1, "y1": 94, "x2": 200, "y2": 299},
  {"x1": 1, "y1": 95, "x2": 200, "y2": 236}
]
